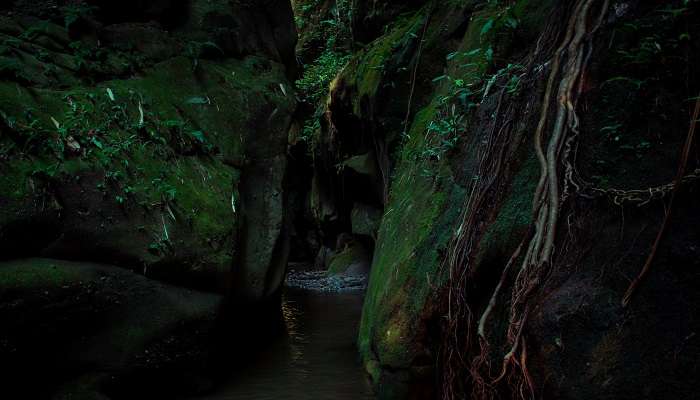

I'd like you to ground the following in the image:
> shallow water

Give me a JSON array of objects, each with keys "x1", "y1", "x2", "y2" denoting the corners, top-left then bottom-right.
[{"x1": 198, "y1": 289, "x2": 374, "y2": 400}]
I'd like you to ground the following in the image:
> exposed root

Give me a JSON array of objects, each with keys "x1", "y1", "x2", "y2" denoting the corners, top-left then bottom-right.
[
  {"x1": 442, "y1": 1, "x2": 610, "y2": 399},
  {"x1": 582, "y1": 168, "x2": 700, "y2": 206},
  {"x1": 621, "y1": 95, "x2": 700, "y2": 307},
  {"x1": 496, "y1": 2, "x2": 609, "y2": 396},
  {"x1": 477, "y1": 238, "x2": 526, "y2": 340}
]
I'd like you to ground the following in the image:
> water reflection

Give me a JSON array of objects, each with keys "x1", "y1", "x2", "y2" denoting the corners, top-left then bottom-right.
[
  {"x1": 281, "y1": 295, "x2": 306, "y2": 372},
  {"x1": 198, "y1": 289, "x2": 374, "y2": 400}
]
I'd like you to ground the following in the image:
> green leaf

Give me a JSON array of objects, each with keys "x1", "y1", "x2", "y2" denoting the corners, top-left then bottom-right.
[
  {"x1": 165, "y1": 188, "x2": 177, "y2": 201},
  {"x1": 480, "y1": 19, "x2": 494, "y2": 38},
  {"x1": 186, "y1": 97, "x2": 209, "y2": 105},
  {"x1": 191, "y1": 130, "x2": 206, "y2": 143},
  {"x1": 464, "y1": 48, "x2": 482, "y2": 57},
  {"x1": 485, "y1": 47, "x2": 494, "y2": 62},
  {"x1": 91, "y1": 137, "x2": 103, "y2": 149}
]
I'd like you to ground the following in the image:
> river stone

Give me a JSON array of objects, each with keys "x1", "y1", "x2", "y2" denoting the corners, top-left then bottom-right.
[{"x1": 314, "y1": 246, "x2": 334, "y2": 270}]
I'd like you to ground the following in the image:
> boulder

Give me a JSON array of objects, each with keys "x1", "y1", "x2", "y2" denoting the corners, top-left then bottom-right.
[
  {"x1": 327, "y1": 235, "x2": 371, "y2": 276},
  {"x1": 0, "y1": 258, "x2": 222, "y2": 399}
]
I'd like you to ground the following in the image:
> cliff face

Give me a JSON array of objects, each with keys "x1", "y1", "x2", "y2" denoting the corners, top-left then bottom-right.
[
  {"x1": 0, "y1": 0, "x2": 297, "y2": 296},
  {"x1": 302, "y1": 0, "x2": 700, "y2": 398},
  {"x1": 0, "y1": 1, "x2": 299, "y2": 397}
]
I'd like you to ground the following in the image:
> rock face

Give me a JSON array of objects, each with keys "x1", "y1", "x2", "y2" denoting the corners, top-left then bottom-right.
[
  {"x1": 0, "y1": 0, "x2": 297, "y2": 295},
  {"x1": 0, "y1": 2, "x2": 300, "y2": 397},
  {"x1": 350, "y1": 0, "x2": 429, "y2": 44},
  {"x1": 305, "y1": 0, "x2": 700, "y2": 398}
]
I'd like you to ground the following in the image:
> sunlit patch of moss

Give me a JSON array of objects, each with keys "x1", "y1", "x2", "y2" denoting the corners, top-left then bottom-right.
[{"x1": 349, "y1": 13, "x2": 425, "y2": 114}]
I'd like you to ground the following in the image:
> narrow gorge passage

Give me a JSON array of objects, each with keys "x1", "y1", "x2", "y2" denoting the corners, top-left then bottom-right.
[
  {"x1": 195, "y1": 287, "x2": 373, "y2": 400},
  {"x1": 1, "y1": 0, "x2": 699, "y2": 399}
]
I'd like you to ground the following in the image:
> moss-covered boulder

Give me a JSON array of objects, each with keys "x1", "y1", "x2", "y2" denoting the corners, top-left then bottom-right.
[
  {"x1": 0, "y1": 0, "x2": 298, "y2": 294},
  {"x1": 0, "y1": 258, "x2": 222, "y2": 398}
]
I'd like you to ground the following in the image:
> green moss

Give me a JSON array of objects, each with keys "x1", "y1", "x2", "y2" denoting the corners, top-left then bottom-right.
[
  {"x1": 0, "y1": 159, "x2": 35, "y2": 201},
  {"x1": 359, "y1": 99, "x2": 456, "y2": 370},
  {"x1": 0, "y1": 258, "x2": 85, "y2": 289},
  {"x1": 474, "y1": 152, "x2": 538, "y2": 269},
  {"x1": 357, "y1": 0, "x2": 553, "y2": 380},
  {"x1": 1, "y1": 47, "x2": 293, "y2": 273},
  {"x1": 352, "y1": 13, "x2": 425, "y2": 111}
]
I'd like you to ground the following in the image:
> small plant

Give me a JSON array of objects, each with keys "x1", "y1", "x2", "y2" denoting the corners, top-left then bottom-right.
[
  {"x1": 294, "y1": 0, "x2": 353, "y2": 146},
  {"x1": 296, "y1": 49, "x2": 351, "y2": 106},
  {"x1": 68, "y1": 41, "x2": 106, "y2": 75},
  {"x1": 151, "y1": 177, "x2": 177, "y2": 203},
  {"x1": 20, "y1": 23, "x2": 50, "y2": 42},
  {"x1": 61, "y1": 2, "x2": 98, "y2": 29},
  {"x1": 422, "y1": 51, "x2": 523, "y2": 163},
  {"x1": 422, "y1": 108, "x2": 464, "y2": 161}
]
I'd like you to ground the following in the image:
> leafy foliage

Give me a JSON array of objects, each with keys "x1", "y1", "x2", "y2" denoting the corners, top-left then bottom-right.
[
  {"x1": 294, "y1": 0, "x2": 353, "y2": 143},
  {"x1": 413, "y1": 3, "x2": 525, "y2": 165},
  {"x1": 60, "y1": 2, "x2": 98, "y2": 29},
  {"x1": 0, "y1": 88, "x2": 216, "y2": 204}
]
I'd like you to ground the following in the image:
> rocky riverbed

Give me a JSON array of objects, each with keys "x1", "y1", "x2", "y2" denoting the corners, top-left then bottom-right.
[{"x1": 285, "y1": 270, "x2": 368, "y2": 292}]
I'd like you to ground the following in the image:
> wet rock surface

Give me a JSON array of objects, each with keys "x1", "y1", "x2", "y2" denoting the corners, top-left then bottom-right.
[{"x1": 285, "y1": 269, "x2": 367, "y2": 292}]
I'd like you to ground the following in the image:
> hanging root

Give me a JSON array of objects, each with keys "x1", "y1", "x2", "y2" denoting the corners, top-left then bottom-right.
[
  {"x1": 621, "y1": 94, "x2": 700, "y2": 307},
  {"x1": 477, "y1": 0, "x2": 610, "y2": 397},
  {"x1": 478, "y1": 238, "x2": 526, "y2": 340},
  {"x1": 441, "y1": 1, "x2": 611, "y2": 398}
]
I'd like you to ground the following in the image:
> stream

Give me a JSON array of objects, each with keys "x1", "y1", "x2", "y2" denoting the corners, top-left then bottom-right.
[{"x1": 197, "y1": 287, "x2": 374, "y2": 400}]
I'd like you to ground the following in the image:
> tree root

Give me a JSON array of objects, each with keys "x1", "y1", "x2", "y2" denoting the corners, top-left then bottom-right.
[
  {"x1": 621, "y1": 95, "x2": 700, "y2": 307},
  {"x1": 441, "y1": 1, "x2": 612, "y2": 398},
  {"x1": 582, "y1": 168, "x2": 700, "y2": 206},
  {"x1": 473, "y1": 1, "x2": 609, "y2": 398}
]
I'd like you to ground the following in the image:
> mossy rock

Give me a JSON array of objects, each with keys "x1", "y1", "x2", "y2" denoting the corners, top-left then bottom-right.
[
  {"x1": 0, "y1": 258, "x2": 222, "y2": 398},
  {"x1": 352, "y1": 1, "x2": 700, "y2": 399},
  {"x1": 327, "y1": 240, "x2": 371, "y2": 276},
  {"x1": 0, "y1": 2, "x2": 297, "y2": 291},
  {"x1": 353, "y1": 0, "x2": 555, "y2": 393}
]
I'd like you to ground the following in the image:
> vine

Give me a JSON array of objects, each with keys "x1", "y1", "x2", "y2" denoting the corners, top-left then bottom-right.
[{"x1": 441, "y1": 1, "x2": 611, "y2": 399}]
